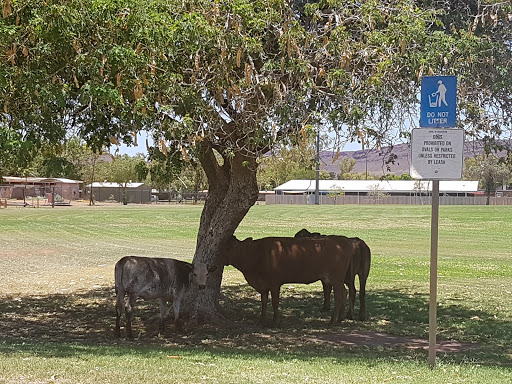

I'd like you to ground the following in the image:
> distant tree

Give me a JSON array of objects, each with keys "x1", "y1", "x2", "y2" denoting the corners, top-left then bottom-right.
[
  {"x1": 464, "y1": 155, "x2": 512, "y2": 204},
  {"x1": 327, "y1": 184, "x2": 345, "y2": 204},
  {"x1": 368, "y1": 183, "x2": 389, "y2": 200},
  {"x1": 341, "y1": 172, "x2": 374, "y2": 180},
  {"x1": 98, "y1": 154, "x2": 146, "y2": 204},
  {"x1": 383, "y1": 173, "x2": 413, "y2": 180},
  {"x1": 84, "y1": 152, "x2": 107, "y2": 205},
  {"x1": 31, "y1": 138, "x2": 89, "y2": 180},
  {"x1": 338, "y1": 157, "x2": 356, "y2": 179},
  {"x1": 0, "y1": 125, "x2": 36, "y2": 176},
  {"x1": 170, "y1": 161, "x2": 208, "y2": 203},
  {"x1": 257, "y1": 146, "x2": 316, "y2": 190}
]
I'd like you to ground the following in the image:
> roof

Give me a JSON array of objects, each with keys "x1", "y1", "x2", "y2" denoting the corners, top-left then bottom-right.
[
  {"x1": 2, "y1": 176, "x2": 82, "y2": 184},
  {"x1": 87, "y1": 182, "x2": 146, "y2": 188},
  {"x1": 274, "y1": 179, "x2": 479, "y2": 193}
]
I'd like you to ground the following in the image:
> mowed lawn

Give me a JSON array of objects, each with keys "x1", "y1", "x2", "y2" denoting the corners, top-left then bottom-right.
[{"x1": 0, "y1": 203, "x2": 511, "y2": 383}]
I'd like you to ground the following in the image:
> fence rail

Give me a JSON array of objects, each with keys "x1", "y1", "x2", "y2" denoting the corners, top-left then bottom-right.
[{"x1": 265, "y1": 194, "x2": 512, "y2": 206}]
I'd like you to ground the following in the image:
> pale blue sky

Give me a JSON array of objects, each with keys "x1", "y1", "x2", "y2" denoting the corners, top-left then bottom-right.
[{"x1": 113, "y1": 131, "x2": 362, "y2": 157}]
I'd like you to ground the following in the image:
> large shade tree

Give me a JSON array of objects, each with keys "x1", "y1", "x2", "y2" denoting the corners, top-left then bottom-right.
[{"x1": 2, "y1": 0, "x2": 511, "y2": 319}]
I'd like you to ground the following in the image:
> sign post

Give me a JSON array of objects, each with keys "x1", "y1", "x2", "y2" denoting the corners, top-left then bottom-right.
[
  {"x1": 413, "y1": 75, "x2": 461, "y2": 369},
  {"x1": 429, "y1": 180, "x2": 439, "y2": 369}
]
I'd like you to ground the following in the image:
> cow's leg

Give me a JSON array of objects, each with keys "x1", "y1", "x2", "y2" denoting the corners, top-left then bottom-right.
[
  {"x1": 114, "y1": 290, "x2": 124, "y2": 338},
  {"x1": 330, "y1": 283, "x2": 347, "y2": 325},
  {"x1": 270, "y1": 287, "x2": 280, "y2": 325},
  {"x1": 260, "y1": 290, "x2": 269, "y2": 324},
  {"x1": 346, "y1": 279, "x2": 356, "y2": 320},
  {"x1": 159, "y1": 298, "x2": 168, "y2": 334},
  {"x1": 125, "y1": 293, "x2": 137, "y2": 340},
  {"x1": 173, "y1": 291, "x2": 185, "y2": 330},
  {"x1": 321, "y1": 280, "x2": 332, "y2": 312},
  {"x1": 358, "y1": 275, "x2": 367, "y2": 321}
]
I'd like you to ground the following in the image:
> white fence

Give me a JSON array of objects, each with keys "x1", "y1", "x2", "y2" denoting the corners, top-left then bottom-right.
[{"x1": 265, "y1": 194, "x2": 512, "y2": 206}]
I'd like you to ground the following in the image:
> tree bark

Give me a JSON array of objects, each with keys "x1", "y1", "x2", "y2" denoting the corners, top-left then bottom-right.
[{"x1": 185, "y1": 139, "x2": 259, "y2": 322}]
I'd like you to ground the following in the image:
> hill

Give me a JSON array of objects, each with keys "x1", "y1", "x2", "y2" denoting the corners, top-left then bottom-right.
[{"x1": 321, "y1": 140, "x2": 508, "y2": 178}]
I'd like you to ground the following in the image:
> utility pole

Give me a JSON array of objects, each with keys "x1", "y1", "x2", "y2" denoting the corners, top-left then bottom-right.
[{"x1": 315, "y1": 129, "x2": 320, "y2": 205}]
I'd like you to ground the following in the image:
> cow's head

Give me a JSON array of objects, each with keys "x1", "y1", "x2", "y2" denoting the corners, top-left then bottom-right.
[
  {"x1": 294, "y1": 228, "x2": 312, "y2": 238},
  {"x1": 295, "y1": 228, "x2": 322, "y2": 238},
  {"x1": 217, "y1": 236, "x2": 253, "y2": 266},
  {"x1": 191, "y1": 262, "x2": 218, "y2": 290}
]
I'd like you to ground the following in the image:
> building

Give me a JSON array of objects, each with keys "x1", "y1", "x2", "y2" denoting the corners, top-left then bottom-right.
[
  {"x1": 86, "y1": 182, "x2": 151, "y2": 203},
  {"x1": 0, "y1": 177, "x2": 82, "y2": 201},
  {"x1": 274, "y1": 179, "x2": 480, "y2": 197},
  {"x1": 266, "y1": 179, "x2": 489, "y2": 205}
]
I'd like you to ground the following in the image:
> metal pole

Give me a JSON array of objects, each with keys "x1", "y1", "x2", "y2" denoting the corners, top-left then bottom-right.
[
  {"x1": 429, "y1": 179, "x2": 439, "y2": 369},
  {"x1": 315, "y1": 129, "x2": 320, "y2": 205},
  {"x1": 365, "y1": 149, "x2": 368, "y2": 180}
]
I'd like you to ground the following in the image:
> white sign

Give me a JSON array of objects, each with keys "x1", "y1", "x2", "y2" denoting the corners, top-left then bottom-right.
[{"x1": 410, "y1": 129, "x2": 464, "y2": 180}]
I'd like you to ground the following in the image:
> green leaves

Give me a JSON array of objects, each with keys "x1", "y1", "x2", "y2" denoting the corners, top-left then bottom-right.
[{"x1": 1, "y1": 0, "x2": 511, "y2": 177}]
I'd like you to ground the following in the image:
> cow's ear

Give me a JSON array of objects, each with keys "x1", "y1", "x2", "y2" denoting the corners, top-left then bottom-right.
[{"x1": 208, "y1": 265, "x2": 218, "y2": 273}]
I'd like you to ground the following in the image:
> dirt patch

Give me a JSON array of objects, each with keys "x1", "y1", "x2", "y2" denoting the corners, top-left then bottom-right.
[
  {"x1": 0, "y1": 247, "x2": 61, "y2": 259},
  {"x1": 304, "y1": 330, "x2": 478, "y2": 353},
  {"x1": 0, "y1": 288, "x2": 480, "y2": 355}
]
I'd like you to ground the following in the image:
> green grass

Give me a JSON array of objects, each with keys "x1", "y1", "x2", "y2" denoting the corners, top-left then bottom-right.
[{"x1": 0, "y1": 204, "x2": 511, "y2": 383}]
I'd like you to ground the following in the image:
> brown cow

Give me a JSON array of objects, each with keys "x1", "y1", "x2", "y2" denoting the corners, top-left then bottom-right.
[
  {"x1": 114, "y1": 256, "x2": 217, "y2": 339},
  {"x1": 294, "y1": 229, "x2": 371, "y2": 321},
  {"x1": 219, "y1": 235, "x2": 356, "y2": 325}
]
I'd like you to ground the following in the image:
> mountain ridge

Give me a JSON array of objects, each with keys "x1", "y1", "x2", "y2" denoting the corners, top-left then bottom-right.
[{"x1": 320, "y1": 140, "x2": 508, "y2": 177}]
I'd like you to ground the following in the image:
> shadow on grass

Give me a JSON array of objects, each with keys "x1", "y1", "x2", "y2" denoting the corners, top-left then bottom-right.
[{"x1": 0, "y1": 284, "x2": 510, "y2": 367}]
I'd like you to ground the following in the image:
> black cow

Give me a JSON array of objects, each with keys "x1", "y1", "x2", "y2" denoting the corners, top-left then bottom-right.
[{"x1": 295, "y1": 229, "x2": 371, "y2": 320}]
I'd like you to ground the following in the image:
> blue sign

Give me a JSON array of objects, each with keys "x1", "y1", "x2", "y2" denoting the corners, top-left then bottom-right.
[{"x1": 420, "y1": 76, "x2": 457, "y2": 128}]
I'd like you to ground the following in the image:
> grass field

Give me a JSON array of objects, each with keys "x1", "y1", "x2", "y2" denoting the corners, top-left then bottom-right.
[{"x1": 0, "y1": 203, "x2": 511, "y2": 383}]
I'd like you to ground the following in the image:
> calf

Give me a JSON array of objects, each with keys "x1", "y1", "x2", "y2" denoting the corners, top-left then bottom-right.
[
  {"x1": 295, "y1": 229, "x2": 371, "y2": 320},
  {"x1": 219, "y1": 235, "x2": 356, "y2": 325},
  {"x1": 114, "y1": 256, "x2": 217, "y2": 339}
]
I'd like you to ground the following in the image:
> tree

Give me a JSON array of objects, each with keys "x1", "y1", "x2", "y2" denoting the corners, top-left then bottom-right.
[
  {"x1": 144, "y1": 157, "x2": 208, "y2": 203},
  {"x1": 2, "y1": 0, "x2": 511, "y2": 320},
  {"x1": 367, "y1": 183, "x2": 389, "y2": 201},
  {"x1": 0, "y1": 124, "x2": 37, "y2": 176},
  {"x1": 258, "y1": 146, "x2": 316, "y2": 190},
  {"x1": 338, "y1": 157, "x2": 356, "y2": 179},
  {"x1": 384, "y1": 173, "x2": 413, "y2": 180},
  {"x1": 464, "y1": 154, "x2": 512, "y2": 204},
  {"x1": 97, "y1": 154, "x2": 146, "y2": 204},
  {"x1": 29, "y1": 138, "x2": 89, "y2": 180}
]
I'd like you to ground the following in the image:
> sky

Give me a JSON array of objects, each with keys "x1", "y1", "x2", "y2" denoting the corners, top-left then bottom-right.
[{"x1": 112, "y1": 131, "x2": 363, "y2": 157}]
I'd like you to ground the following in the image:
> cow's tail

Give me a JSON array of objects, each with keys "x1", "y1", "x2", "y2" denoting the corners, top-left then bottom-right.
[
  {"x1": 114, "y1": 257, "x2": 127, "y2": 295},
  {"x1": 354, "y1": 238, "x2": 371, "y2": 279},
  {"x1": 114, "y1": 257, "x2": 128, "y2": 338},
  {"x1": 354, "y1": 238, "x2": 371, "y2": 321}
]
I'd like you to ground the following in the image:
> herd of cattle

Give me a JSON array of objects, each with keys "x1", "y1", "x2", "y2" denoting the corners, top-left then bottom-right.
[{"x1": 114, "y1": 229, "x2": 371, "y2": 339}]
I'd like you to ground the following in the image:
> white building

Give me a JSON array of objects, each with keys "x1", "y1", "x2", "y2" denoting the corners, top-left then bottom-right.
[{"x1": 274, "y1": 179, "x2": 479, "y2": 197}]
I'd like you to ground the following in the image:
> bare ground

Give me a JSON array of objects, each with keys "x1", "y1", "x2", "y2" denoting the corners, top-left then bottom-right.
[{"x1": 0, "y1": 286, "x2": 478, "y2": 355}]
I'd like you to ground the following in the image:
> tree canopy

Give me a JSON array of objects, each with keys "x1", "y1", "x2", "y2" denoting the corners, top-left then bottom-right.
[{"x1": 2, "y1": 0, "x2": 511, "y2": 318}]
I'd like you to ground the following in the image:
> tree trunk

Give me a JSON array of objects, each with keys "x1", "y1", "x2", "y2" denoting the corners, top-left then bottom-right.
[
  {"x1": 187, "y1": 139, "x2": 259, "y2": 322},
  {"x1": 88, "y1": 155, "x2": 97, "y2": 206}
]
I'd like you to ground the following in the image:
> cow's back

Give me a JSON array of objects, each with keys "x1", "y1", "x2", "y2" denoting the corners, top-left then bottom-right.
[
  {"x1": 246, "y1": 236, "x2": 355, "y2": 286},
  {"x1": 115, "y1": 256, "x2": 189, "y2": 300}
]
